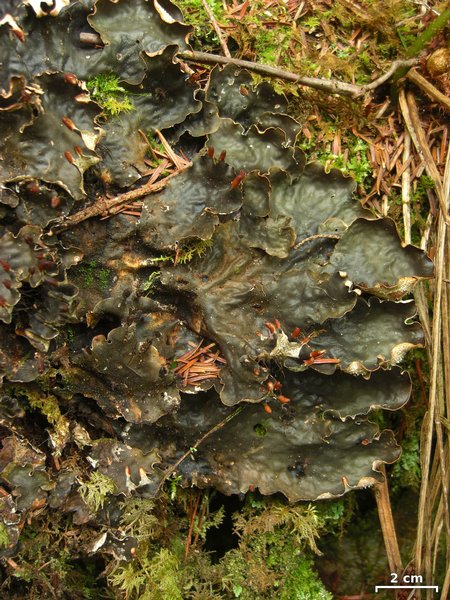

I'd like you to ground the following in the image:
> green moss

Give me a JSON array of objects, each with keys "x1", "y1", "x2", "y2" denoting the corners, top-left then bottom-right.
[
  {"x1": 109, "y1": 548, "x2": 183, "y2": 600},
  {"x1": 108, "y1": 493, "x2": 334, "y2": 599},
  {"x1": 148, "y1": 238, "x2": 213, "y2": 266},
  {"x1": 71, "y1": 259, "x2": 111, "y2": 290},
  {"x1": 220, "y1": 500, "x2": 331, "y2": 599},
  {"x1": 299, "y1": 134, "x2": 372, "y2": 187},
  {"x1": 0, "y1": 522, "x2": 9, "y2": 549},
  {"x1": 86, "y1": 73, "x2": 134, "y2": 116},
  {"x1": 27, "y1": 392, "x2": 63, "y2": 428},
  {"x1": 302, "y1": 16, "x2": 321, "y2": 33},
  {"x1": 253, "y1": 422, "x2": 268, "y2": 437},
  {"x1": 174, "y1": 0, "x2": 227, "y2": 51},
  {"x1": 66, "y1": 324, "x2": 75, "y2": 343},
  {"x1": 141, "y1": 271, "x2": 161, "y2": 295},
  {"x1": 5, "y1": 514, "x2": 112, "y2": 599},
  {"x1": 79, "y1": 472, "x2": 116, "y2": 513},
  {"x1": 315, "y1": 499, "x2": 347, "y2": 534},
  {"x1": 392, "y1": 432, "x2": 421, "y2": 491},
  {"x1": 254, "y1": 27, "x2": 293, "y2": 66},
  {"x1": 119, "y1": 498, "x2": 160, "y2": 541},
  {"x1": 280, "y1": 556, "x2": 333, "y2": 600}
]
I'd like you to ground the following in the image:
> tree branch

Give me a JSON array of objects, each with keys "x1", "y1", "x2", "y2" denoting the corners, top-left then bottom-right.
[
  {"x1": 178, "y1": 50, "x2": 418, "y2": 98},
  {"x1": 51, "y1": 167, "x2": 188, "y2": 233},
  {"x1": 178, "y1": 49, "x2": 362, "y2": 96}
]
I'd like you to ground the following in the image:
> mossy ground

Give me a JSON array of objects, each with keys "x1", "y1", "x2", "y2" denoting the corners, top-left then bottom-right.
[{"x1": 1, "y1": 489, "x2": 341, "y2": 599}]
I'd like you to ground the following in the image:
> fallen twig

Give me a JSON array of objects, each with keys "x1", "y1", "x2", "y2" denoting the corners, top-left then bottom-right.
[
  {"x1": 179, "y1": 50, "x2": 418, "y2": 98},
  {"x1": 294, "y1": 233, "x2": 341, "y2": 249},
  {"x1": 363, "y1": 59, "x2": 419, "y2": 93},
  {"x1": 51, "y1": 167, "x2": 189, "y2": 233},
  {"x1": 155, "y1": 404, "x2": 245, "y2": 495},
  {"x1": 185, "y1": 490, "x2": 201, "y2": 559}
]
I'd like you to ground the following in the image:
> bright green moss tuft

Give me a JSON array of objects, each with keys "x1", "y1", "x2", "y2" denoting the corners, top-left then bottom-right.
[{"x1": 87, "y1": 73, "x2": 134, "y2": 116}]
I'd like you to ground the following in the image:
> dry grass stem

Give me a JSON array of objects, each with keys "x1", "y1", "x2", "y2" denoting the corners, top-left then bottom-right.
[
  {"x1": 413, "y1": 135, "x2": 450, "y2": 600},
  {"x1": 374, "y1": 466, "x2": 403, "y2": 599},
  {"x1": 401, "y1": 91, "x2": 449, "y2": 223},
  {"x1": 402, "y1": 130, "x2": 412, "y2": 245},
  {"x1": 201, "y1": 0, "x2": 231, "y2": 57},
  {"x1": 407, "y1": 69, "x2": 450, "y2": 112}
]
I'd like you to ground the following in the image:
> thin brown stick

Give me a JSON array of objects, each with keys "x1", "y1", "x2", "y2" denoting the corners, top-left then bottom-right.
[
  {"x1": 374, "y1": 466, "x2": 403, "y2": 598},
  {"x1": 402, "y1": 130, "x2": 412, "y2": 245},
  {"x1": 51, "y1": 167, "x2": 189, "y2": 233},
  {"x1": 193, "y1": 494, "x2": 208, "y2": 547},
  {"x1": 201, "y1": 0, "x2": 231, "y2": 57},
  {"x1": 407, "y1": 69, "x2": 450, "y2": 112},
  {"x1": 6, "y1": 558, "x2": 19, "y2": 570},
  {"x1": 179, "y1": 50, "x2": 418, "y2": 98},
  {"x1": 185, "y1": 490, "x2": 201, "y2": 559},
  {"x1": 155, "y1": 405, "x2": 245, "y2": 495},
  {"x1": 363, "y1": 59, "x2": 418, "y2": 92}
]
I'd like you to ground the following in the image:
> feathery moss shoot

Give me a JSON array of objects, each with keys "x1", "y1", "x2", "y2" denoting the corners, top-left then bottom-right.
[{"x1": 87, "y1": 73, "x2": 134, "y2": 116}]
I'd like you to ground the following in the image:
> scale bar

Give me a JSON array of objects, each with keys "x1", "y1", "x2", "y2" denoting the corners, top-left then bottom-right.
[{"x1": 375, "y1": 586, "x2": 439, "y2": 592}]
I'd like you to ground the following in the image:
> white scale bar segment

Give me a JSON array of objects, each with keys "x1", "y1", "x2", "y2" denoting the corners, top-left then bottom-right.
[{"x1": 375, "y1": 586, "x2": 439, "y2": 592}]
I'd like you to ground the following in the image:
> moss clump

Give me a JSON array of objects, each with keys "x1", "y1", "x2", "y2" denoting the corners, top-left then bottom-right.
[
  {"x1": 105, "y1": 492, "x2": 333, "y2": 599},
  {"x1": 0, "y1": 522, "x2": 10, "y2": 549},
  {"x1": 148, "y1": 238, "x2": 213, "y2": 266},
  {"x1": 86, "y1": 73, "x2": 134, "y2": 116},
  {"x1": 141, "y1": 271, "x2": 161, "y2": 295},
  {"x1": 221, "y1": 500, "x2": 331, "y2": 599},
  {"x1": 27, "y1": 392, "x2": 63, "y2": 428},
  {"x1": 298, "y1": 133, "x2": 372, "y2": 187},
  {"x1": 3, "y1": 514, "x2": 110, "y2": 599},
  {"x1": 175, "y1": 0, "x2": 227, "y2": 50},
  {"x1": 109, "y1": 548, "x2": 183, "y2": 600},
  {"x1": 392, "y1": 432, "x2": 421, "y2": 491},
  {"x1": 71, "y1": 259, "x2": 111, "y2": 290},
  {"x1": 79, "y1": 472, "x2": 116, "y2": 513}
]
